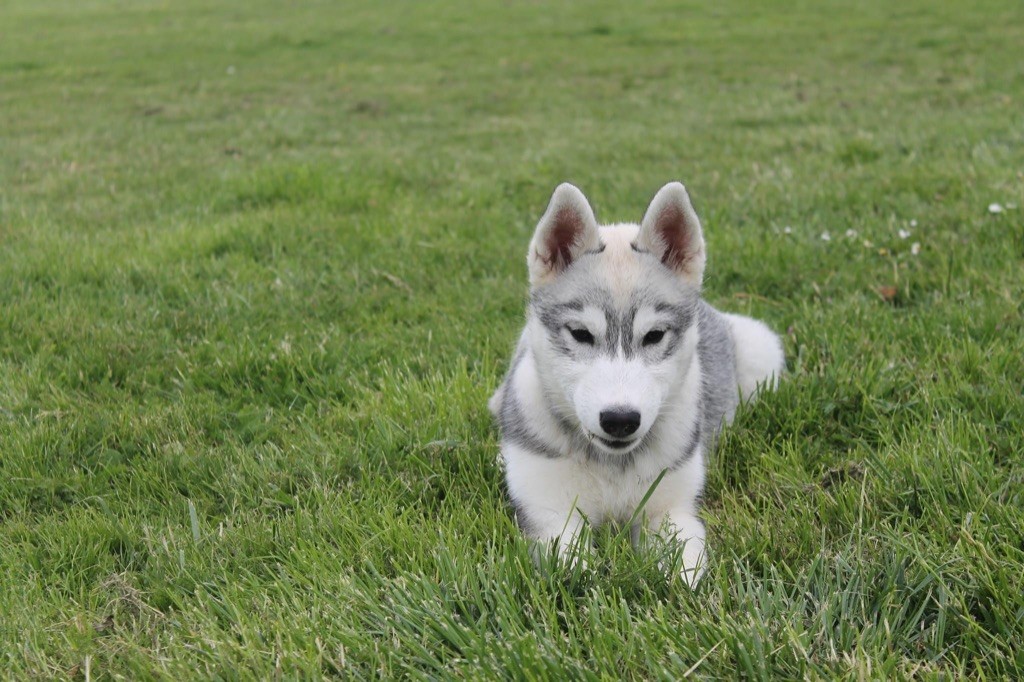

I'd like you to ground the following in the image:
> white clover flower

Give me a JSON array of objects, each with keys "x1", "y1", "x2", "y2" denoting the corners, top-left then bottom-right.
[
  {"x1": 898, "y1": 229, "x2": 911, "y2": 239},
  {"x1": 845, "y1": 229, "x2": 858, "y2": 238},
  {"x1": 909, "y1": 219, "x2": 918, "y2": 227},
  {"x1": 911, "y1": 242, "x2": 921, "y2": 256},
  {"x1": 783, "y1": 225, "x2": 792, "y2": 234},
  {"x1": 988, "y1": 203, "x2": 1004, "y2": 214},
  {"x1": 820, "y1": 231, "x2": 831, "y2": 242}
]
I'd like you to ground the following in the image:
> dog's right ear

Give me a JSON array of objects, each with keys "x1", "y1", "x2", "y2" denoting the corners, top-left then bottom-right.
[
  {"x1": 636, "y1": 182, "x2": 705, "y2": 288},
  {"x1": 528, "y1": 183, "x2": 601, "y2": 286}
]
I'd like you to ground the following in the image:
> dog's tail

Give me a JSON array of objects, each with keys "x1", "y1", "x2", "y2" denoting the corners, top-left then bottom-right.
[
  {"x1": 488, "y1": 385, "x2": 504, "y2": 420},
  {"x1": 723, "y1": 313, "x2": 785, "y2": 401}
]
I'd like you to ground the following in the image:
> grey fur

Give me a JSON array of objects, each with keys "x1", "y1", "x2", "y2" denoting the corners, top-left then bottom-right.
[
  {"x1": 493, "y1": 345, "x2": 564, "y2": 459},
  {"x1": 500, "y1": 391, "x2": 563, "y2": 459},
  {"x1": 694, "y1": 300, "x2": 740, "y2": 456},
  {"x1": 507, "y1": 492, "x2": 535, "y2": 534},
  {"x1": 530, "y1": 280, "x2": 700, "y2": 362}
]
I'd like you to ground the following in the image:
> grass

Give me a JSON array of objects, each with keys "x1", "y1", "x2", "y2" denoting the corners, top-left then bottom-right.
[{"x1": 1, "y1": 0, "x2": 1022, "y2": 677}]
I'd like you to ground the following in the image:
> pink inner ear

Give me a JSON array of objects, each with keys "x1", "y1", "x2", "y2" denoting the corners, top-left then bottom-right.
[
  {"x1": 542, "y1": 206, "x2": 584, "y2": 271},
  {"x1": 655, "y1": 204, "x2": 692, "y2": 271}
]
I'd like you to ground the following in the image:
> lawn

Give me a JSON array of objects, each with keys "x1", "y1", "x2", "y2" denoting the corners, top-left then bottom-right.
[{"x1": 1, "y1": 0, "x2": 1022, "y2": 678}]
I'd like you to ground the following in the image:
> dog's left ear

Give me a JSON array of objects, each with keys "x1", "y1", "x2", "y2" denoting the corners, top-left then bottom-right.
[
  {"x1": 528, "y1": 183, "x2": 602, "y2": 286},
  {"x1": 636, "y1": 182, "x2": 706, "y2": 287}
]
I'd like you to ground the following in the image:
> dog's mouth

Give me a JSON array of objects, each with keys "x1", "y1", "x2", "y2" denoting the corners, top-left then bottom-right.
[{"x1": 594, "y1": 435, "x2": 640, "y2": 452}]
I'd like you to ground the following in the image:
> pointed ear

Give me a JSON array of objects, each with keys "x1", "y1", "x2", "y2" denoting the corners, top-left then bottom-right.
[
  {"x1": 527, "y1": 183, "x2": 601, "y2": 286},
  {"x1": 636, "y1": 182, "x2": 705, "y2": 287}
]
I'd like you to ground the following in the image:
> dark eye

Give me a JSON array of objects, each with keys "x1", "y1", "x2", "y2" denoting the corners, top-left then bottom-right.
[
  {"x1": 569, "y1": 327, "x2": 595, "y2": 345},
  {"x1": 642, "y1": 330, "x2": 666, "y2": 346}
]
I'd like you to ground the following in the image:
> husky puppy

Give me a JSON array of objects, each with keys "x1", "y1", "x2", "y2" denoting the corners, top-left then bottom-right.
[{"x1": 489, "y1": 182, "x2": 785, "y2": 587}]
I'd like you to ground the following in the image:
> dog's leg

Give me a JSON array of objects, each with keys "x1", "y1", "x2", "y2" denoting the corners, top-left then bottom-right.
[
  {"x1": 655, "y1": 510, "x2": 707, "y2": 588},
  {"x1": 636, "y1": 509, "x2": 706, "y2": 587},
  {"x1": 505, "y1": 448, "x2": 593, "y2": 568},
  {"x1": 528, "y1": 506, "x2": 590, "y2": 569},
  {"x1": 638, "y1": 458, "x2": 708, "y2": 587}
]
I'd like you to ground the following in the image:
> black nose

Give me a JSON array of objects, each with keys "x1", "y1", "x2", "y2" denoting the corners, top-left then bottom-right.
[{"x1": 599, "y1": 409, "x2": 641, "y2": 438}]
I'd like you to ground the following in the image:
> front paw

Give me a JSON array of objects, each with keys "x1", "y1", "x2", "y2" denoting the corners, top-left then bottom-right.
[
  {"x1": 640, "y1": 513, "x2": 707, "y2": 588},
  {"x1": 646, "y1": 534, "x2": 706, "y2": 588},
  {"x1": 678, "y1": 538, "x2": 707, "y2": 588},
  {"x1": 529, "y1": 525, "x2": 592, "y2": 574}
]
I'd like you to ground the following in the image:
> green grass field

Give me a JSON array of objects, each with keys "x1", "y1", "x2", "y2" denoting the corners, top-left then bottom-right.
[{"x1": 2, "y1": 0, "x2": 1023, "y2": 677}]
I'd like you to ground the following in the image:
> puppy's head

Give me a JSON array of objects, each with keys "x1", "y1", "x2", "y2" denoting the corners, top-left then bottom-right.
[{"x1": 527, "y1": 182, "x2": 706, "y2": 455}]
